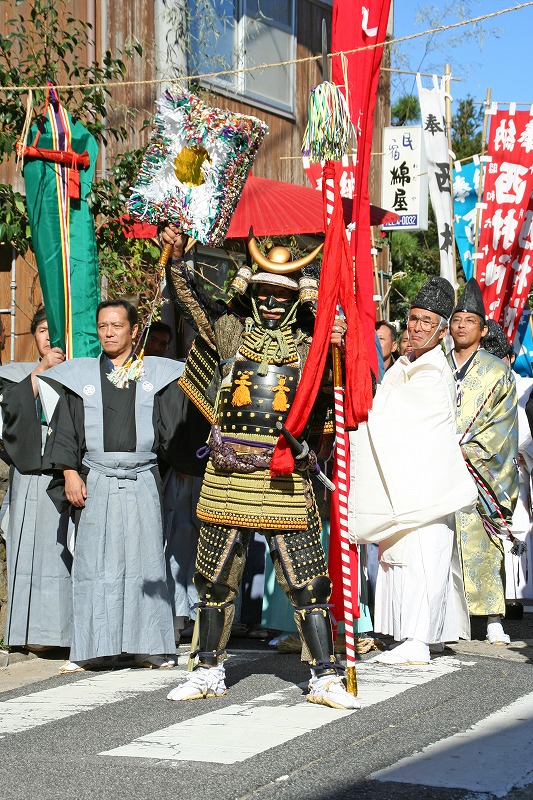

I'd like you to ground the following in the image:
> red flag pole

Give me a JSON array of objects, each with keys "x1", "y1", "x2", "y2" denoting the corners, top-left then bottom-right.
[
  {"x1": 323, "y1": 169, "x2": 358, "y2": 694},
  {"x1": 331, "y1": 345, "x2": 357, "y2": 694}
]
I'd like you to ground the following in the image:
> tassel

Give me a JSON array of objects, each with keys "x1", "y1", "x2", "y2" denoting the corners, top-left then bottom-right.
[
  {"x1": 107, "y1": 364, "x2": 132, "y2": 389},
  {"x1": 231, "y1": 372, "x2": 252, "y2": 406},
  {"x1": 68, "y1": 168, "x2": 80, "y2": 199},
  {"x1": 301, "y1": 81, "x2": 353, "y2": 163},
  {"x1": 271, "y1": 376, "x2": 290, "y2": 412},
  {"x1": 106, "y1": 355, "x2": 146, "y2": 389}
]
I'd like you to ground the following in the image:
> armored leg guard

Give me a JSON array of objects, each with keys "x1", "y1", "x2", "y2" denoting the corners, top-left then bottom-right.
[
  {"x1": 291, "y1": 575, "x2": 338, "y2": 676},
  {"x1": 191, "y1": 525, "x2": 250, "y2": 666},
  {"x1": 193, "y1": 572, "x2": 237, "y2": 666}
]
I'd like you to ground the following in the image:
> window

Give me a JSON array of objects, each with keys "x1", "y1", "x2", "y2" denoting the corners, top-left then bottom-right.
[{"x1": 189, "y1": 0, "x2": 296, "y2": 114}]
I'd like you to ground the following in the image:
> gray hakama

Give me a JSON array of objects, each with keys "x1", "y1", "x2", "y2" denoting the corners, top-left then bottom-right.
[
  {"x1": 0, "y1": 362, "x2": 72, "y2": 646},
  {"x1": 39, "y1": 356, "x2": 183, "y2": 662}
]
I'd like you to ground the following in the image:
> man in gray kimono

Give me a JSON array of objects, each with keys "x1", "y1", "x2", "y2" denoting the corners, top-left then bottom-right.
[
  {"x1": 0, "y1": 307, "x2": 72, "y2": 650},
  {"x1": 39, "y1": 299, "x2": 185, "y2": 672}
]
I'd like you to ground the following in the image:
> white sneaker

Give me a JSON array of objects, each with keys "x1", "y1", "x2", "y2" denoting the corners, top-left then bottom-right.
[
  {"x1": 307, "y1": 674, "x2": 361, "y2": 710},
  {"x1": 486, "y1": 622, "x2": 510, "y2": 645},
  {"x1": 167, "y1": 666, "x2": 227, "y2": 701},
  {"x1": 135, "y1": 654, "x2": 176, "y2": 669}
]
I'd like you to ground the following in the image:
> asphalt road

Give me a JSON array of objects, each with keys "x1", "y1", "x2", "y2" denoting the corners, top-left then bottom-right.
[{"x1": 1, "y1": 613, "x2": 533, "y2": 800}]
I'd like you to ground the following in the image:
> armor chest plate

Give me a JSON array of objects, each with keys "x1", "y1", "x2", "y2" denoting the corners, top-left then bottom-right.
[{"x1": 218, "y1": 356, "x2": 300, "y2": 439}]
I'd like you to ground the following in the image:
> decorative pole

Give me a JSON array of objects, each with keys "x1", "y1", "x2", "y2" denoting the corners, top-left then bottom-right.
[{"x1": 324, "y1": 170, "x2": 357, "y2": 696}]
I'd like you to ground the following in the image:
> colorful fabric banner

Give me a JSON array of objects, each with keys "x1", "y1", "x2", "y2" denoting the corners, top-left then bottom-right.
[
  {"x1": 476, "y1": 110, "x2": 533, "y2": 341},
  {"x1": 453, "y1": 160, "x2": 482, "y2": 281},
  {"x1": 331, "y1": 0, "x2": 392, "y2": 377},
  {"x1": 23, "y1": 94, "x2": 100, "y2": 357},
  {"x1": 129, "y1": 90, "x2": 267, "y2": 246},
  {"x1": 417, "y1": 75, "x2": 455, "y2": 285}
]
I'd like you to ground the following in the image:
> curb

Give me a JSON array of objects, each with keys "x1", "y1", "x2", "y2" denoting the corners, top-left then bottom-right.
[{"x1": 0, "y1": 649, "x2": 37, "y2": 669}]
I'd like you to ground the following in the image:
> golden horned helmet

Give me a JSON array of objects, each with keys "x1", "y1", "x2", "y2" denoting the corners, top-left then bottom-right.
[{"x1": 247, "y1": 227, "x2": 323, "y2": 274}]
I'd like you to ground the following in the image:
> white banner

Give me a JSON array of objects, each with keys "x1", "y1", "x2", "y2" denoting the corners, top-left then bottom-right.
[
  {"x1": 417, "y1": 74, "x2": 455, "y2": 285},
  {"x1": 381, "y1": 126, "x2": 428, "y2": 231}
]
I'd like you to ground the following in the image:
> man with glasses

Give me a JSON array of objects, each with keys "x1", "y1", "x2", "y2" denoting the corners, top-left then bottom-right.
[
  {"x1": 348, "y1": 277, "x2": 476, "y2": 665},
  {"x1": 448, "y1": 279, "x2": 518, "y2": 645}
]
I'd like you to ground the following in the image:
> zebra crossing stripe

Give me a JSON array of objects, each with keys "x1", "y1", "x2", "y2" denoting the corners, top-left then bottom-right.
[
  {"x1": 0, "y1": 669, "x2": 179, "y2": 735},
  {"x1": 101, "y1": 687, "x2": 352, "y2": 763},
  {"x1": 371, "y1": 690, "x2": 533, "y2": 798},
  {"x1": 100, "y1": 657, "x2": 467, "y2": 764}
]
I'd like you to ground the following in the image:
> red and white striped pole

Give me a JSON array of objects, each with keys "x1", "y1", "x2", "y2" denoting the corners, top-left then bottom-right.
[{"x1": 324, "y1": 170, "x2": 358, "y2": 695}]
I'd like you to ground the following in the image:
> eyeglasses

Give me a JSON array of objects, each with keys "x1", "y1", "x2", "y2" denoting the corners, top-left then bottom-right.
[
  {"x1": 407, "y1": 314, "x2": 439, "y2": 332},
  {"x1": 450, "y1": 316, "x2": 482, "y2": 326}
]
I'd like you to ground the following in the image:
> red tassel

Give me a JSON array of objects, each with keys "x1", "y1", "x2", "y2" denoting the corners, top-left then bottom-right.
[{"x1": 68, "y1": 168, "x2": 80, "y2": 199}]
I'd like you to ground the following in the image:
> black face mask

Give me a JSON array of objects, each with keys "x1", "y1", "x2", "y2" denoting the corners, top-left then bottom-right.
[{"x1": 254, "y1": 287, "x2": 296, "y2": 330}]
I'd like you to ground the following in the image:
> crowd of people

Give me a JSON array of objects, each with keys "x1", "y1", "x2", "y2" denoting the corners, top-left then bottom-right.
[{"x1": 0, "y1": 227, "x2": 527, "y2": 711}]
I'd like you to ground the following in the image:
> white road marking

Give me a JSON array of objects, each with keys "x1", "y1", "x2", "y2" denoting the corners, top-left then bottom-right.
[
  {"x1": 0, "y1": 669, "x2": 179, "y2": 734},
  {"x1": 356, "y1": 655, "x2": 472, "y2": 706},
  {"x1": 101, "y1": 688, "x2": 352, "y2": 764},
  {"x1": 371, "y1": 691, "x2": 533, "y2": 798},
  {"x1": 100, "y1": 656, "x2": 467, "y2": 764}
]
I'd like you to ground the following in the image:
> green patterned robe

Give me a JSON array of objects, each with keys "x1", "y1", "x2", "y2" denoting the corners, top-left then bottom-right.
[{"x1": 449, "y1": 349, "x2": 518, "y2": 616}]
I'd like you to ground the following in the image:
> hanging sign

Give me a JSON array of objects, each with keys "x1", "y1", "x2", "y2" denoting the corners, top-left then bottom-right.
[{"x1": 381, "y1": 126, "x2": 428, "y2": 231}]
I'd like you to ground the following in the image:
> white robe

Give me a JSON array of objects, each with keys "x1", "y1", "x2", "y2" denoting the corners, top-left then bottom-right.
[{"x1": 348, "y1": 346, "x2": 476, "y2": 643}]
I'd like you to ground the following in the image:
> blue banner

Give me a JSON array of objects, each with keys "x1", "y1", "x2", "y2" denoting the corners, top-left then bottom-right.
[
  {"x1": 513, "y1": 311, "x2": 533, "y2": 377},
  {"x1": 453, "y1": 161, "x2": 481, "y2": 282}
]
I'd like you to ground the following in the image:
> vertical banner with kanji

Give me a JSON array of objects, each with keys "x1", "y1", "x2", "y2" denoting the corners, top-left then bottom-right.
[
  {"x1": 417, "y1": 75, "x2": 455, "y2": 285},
  {"x1": 453, "y1": 160, "x2": 482, "y2": 282},
  {"x1": 476, "y1": 110, "x2": 533, "y2": 341},
  {"x1": 381, "y1": 126, "x2": 428, "y2": 231},
  {"x1": 331, "y1": 0, "x2": 392, "y2": 377}
]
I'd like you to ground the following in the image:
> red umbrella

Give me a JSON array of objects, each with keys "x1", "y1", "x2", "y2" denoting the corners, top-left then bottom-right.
[
  {"x1": 226, "y1": 174, "x2": 398, "y2": 238},
  {"x1": 121, "y1": 175, "x2": 398, "y2": 240}
]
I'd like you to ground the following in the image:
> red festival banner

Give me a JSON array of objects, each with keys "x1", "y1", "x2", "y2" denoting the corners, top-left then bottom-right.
[
  {"x1": 477, "y1": 110, "x2": 533, "y2": 341},
  {"x1": 331, "y1": 0, "x2": 392, "y2": 376}
]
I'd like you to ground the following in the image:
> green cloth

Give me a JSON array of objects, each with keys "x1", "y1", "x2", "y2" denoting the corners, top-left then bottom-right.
[
  {"x1": 450, "y1": 349, "x2": 519, "y2": 616},
  {"x1": 23, "y1": 107, "x2": 100, "y2": 357}
]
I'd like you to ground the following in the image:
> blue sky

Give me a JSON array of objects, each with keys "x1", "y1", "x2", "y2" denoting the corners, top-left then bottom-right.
[{"x1": 392, "y1": 1, "x2": 533, "y2": 108}]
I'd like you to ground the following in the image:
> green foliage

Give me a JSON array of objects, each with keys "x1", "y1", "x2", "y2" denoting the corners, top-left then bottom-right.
[
  {"x1": 452, "y1": 95, "x2": 483, "y2": 160},
  {"x1": 391, "y1": 95, "x2": 421, "y2": 126},
  {"x1": 0, "y1": 185, "x2": 31, "y2": 253}
]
